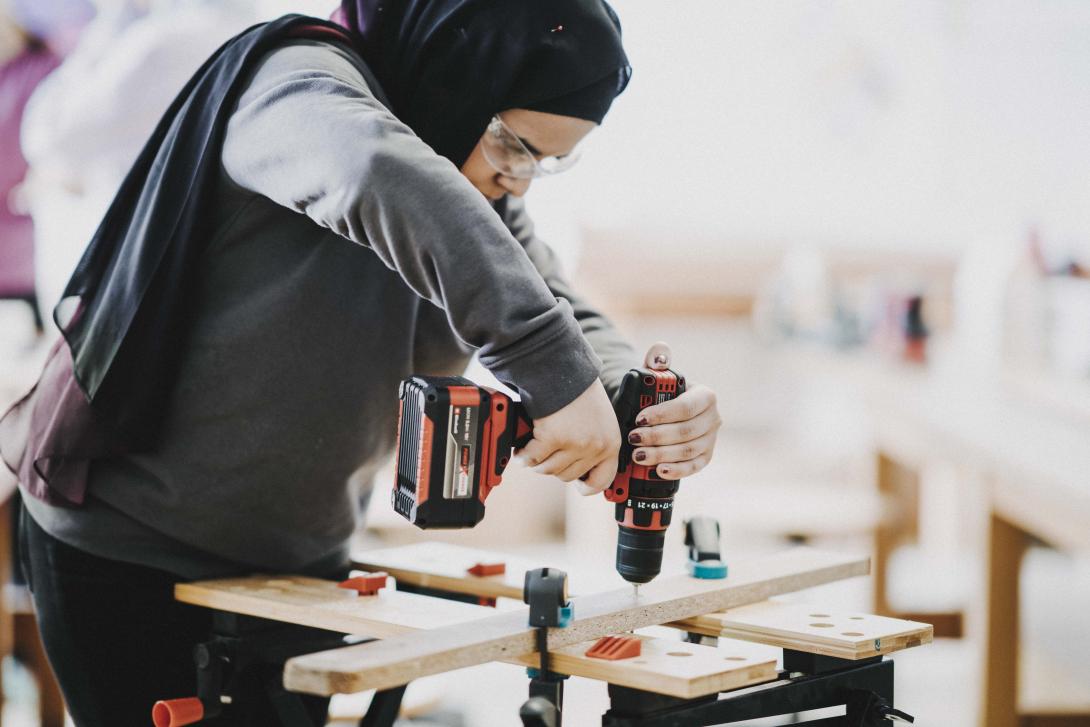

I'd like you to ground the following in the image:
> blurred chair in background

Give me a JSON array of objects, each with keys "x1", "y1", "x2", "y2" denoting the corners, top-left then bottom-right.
[
  {"x1": 19, "y1": 0, "x2": 262, "y2": 329},
  {"x1": 0, "y1": 9, "x2": 60, "y2": 333}
]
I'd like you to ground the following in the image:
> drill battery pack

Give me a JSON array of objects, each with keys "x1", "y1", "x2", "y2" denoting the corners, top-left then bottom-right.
[{"x1": 392, "y1": 376, "x2": 532, "y2": 529}]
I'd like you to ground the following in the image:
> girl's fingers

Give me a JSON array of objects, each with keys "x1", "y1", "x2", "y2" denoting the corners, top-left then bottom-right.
[
  {"x1": 635, "y1": 385, "x2": 715, "y2": 427},
  {"x1": 554, "y1": 457, "x2": 596, "y2": 483},
  {"x1": 632, "y1": 430, "x2": 717, "y2": 467},
  {"x1": 627, "y1": 405, "x2": 721, "y2": 447},
  {"x1": 643, "y1": 341, "x2": 672, "y2": 371},
  {"x1": 515, "y1": 436, "x2": 559, "y2": 468},
  {"x1": 655, "y1": 454, "x2": 710, "y2": 480},
  {"x1": 574, "y1": 457, "x2": 614, "y2": 494},
  {"x1": 530, "y1": 449, "x2": 576, "y2": 476}
]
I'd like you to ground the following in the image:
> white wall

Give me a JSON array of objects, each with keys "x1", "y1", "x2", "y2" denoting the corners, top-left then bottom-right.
[{"x1": 531, "y1": 1, "x2": 1090, "y2": 257}]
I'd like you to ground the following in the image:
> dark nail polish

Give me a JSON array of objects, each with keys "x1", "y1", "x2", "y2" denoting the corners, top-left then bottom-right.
[
  {"x1": 628, "y1": 432, "x2": 642, "y2": 444},
  {"x1": 636, "y1": 416, "x2": 649, "y2": 426},
  {"x1": 634, "y1": 450, "x2": 646, "y2": 462},
  {"x1": 658, "y1": 465, "x2": 670, "y2": 476}
]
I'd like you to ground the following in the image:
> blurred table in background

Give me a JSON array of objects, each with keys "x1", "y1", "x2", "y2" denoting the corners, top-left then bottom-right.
[{"x1": 856, "y1": 354, "x2": 1090, "y2": 727}]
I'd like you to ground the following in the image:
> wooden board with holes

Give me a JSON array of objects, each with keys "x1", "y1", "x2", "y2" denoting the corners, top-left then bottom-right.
[
  {"x1": 174, "y1": 576, "x2": 492, "y2": 638},
  {"x1": 515, "y1": 636, "x2": 778, "y2": 699},
  {"x1": 284, "y1": 548, "x2": 869, "y2": 695},
  {"x1": 351, "y1": 542, "x2": 532, "y2": 600},
  {"x1": 175, "y1": 575, "x2": 776, "y2": 698},
  {"x1": 671, "y1": 600, "x2": 933, "y2": 660}
]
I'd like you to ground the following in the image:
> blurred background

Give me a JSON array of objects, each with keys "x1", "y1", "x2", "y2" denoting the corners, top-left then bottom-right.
[{"x1": 1, "y1": 1, "x2": 1088, "y2": 725}]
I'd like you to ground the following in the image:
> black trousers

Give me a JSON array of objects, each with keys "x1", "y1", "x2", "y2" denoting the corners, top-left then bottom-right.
[{"x1": 18, "y1": 504, "x2": 333, "y2": 727}]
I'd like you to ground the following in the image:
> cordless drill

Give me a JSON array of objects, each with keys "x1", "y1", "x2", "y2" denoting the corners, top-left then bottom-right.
[
  {"x1": 602, "y1": 368, "x2": 685, "y2": 585},
  {"x1": 391, "y1": 368, "x2": 685, "y2": 586}
]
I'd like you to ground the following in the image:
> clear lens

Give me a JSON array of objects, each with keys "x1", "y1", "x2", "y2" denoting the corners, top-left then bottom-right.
[{"x1": 480, "y1": 116, "x2": 581, "y2": 180}]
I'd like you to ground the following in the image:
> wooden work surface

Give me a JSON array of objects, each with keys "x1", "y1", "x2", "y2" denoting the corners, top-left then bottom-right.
[
  {"x1": 284, "y1": 548, "x2": 869, "y2": 695},
  {"x1": 854, "y1": 356, "x2": 1090, "y2": 553},
  {"x1": 513, "y1": 635, "x2": 778, "y2": 699},
  {"x1": 175, "y1": 576, "x2": 489, "y2": 638},
  {"x1": 176, "y1": 574, "x2": 778, "y2": 698},
  {"x1": 672, "y1": 600, "x2": 932, "y2": 661},
  {"x1": 351, "y1": 542, "x2": 533, "y2": 600}
]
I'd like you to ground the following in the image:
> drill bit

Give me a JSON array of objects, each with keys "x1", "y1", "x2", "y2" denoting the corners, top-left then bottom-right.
[{"x1": 632, "y1": 584, "x2": 640, "y2": 599}]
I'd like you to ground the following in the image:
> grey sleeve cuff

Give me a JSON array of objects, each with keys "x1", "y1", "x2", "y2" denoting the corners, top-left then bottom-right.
[
  {"x1": 479, "y1": 300, "x2": 604, "y2": 419},
  {"x1": 495, "y1": 197, "x2": 639, "y2": 406}
]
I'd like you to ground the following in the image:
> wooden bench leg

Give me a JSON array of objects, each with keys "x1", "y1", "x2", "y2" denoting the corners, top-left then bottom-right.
[
  {"x1": 980, "y1": 512, "x2": 1026, "y2": 727},
  {"x1": 874, "y1": 451, "x2": 965, "y2": 638}
]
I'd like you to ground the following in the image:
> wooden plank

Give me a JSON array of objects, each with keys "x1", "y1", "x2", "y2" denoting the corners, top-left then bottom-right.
[
  {"x1": 284, "y1": 548, "x2": 870, "y2": 695},
  {"x1": 351, "y1": 542, "x2": 530, "y2": 600},
  {"x1": 175, "y1": 575, "x2": 776, "y2": 698},
  {"x1": 361, "y1": 543, "x2": 944, "y2": 652},
  {"x1": 671, "y1": 600, "x2": 932, "y2": 660},
  {"x1": 175, "y1": 576, "x2": 491, "y2": 638},
  {"x1": 513, "y1": 636, "x2": 778, "y2": 699}
]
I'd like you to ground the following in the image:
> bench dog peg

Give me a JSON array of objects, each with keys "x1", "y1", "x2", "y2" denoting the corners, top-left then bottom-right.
[
  {"x1": 585, "y1": 636, "x2": 641, "y2": 661},
  {"x1": 338, "y1": 572, "x2": 389, "y2": 596},
  {"x1": 467, "y1": 561, "x2": 506, "y2": 577}
]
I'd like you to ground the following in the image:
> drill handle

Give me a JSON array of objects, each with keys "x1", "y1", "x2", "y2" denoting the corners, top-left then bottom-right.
[
  {"x1": 612, "y1": 367, "x2": 687, "y2": 469},
  {"x1": 496, "y1": 395, "x2": 533, "y2": 457},
  {"x1": 483, "y1": 392, "x2": 533, "y2": 490}
]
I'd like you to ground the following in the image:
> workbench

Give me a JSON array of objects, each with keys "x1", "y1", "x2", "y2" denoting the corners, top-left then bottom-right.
[
  {"x1": 856, "y1": 355, "x2": 1090, "y2": 727},
  {"x1": 165, "y1": 543, "x2": 931, "y2": 726}
]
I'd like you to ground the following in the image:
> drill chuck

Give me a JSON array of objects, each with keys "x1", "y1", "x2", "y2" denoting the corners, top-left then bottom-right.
[{"x1": 615, "y1": 527, "x2": 665, "y2": 584}]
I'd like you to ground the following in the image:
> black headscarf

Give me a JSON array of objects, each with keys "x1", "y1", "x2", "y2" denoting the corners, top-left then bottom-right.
[{"x1": 338, "y1": 0, "x2": 631, "y2": 166}]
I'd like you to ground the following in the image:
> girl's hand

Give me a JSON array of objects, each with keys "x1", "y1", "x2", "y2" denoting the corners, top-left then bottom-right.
[
  {"x1": 518, "y1": 379, "x2": 621, "y2": 494},
  {"x1": 627, "y1": 342, "x2": 721, "y2": 479}
]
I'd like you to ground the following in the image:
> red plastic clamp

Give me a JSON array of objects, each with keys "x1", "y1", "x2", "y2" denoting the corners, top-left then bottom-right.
[
  {"x1": 466, "y1": 561, "x2": 506, "y2": 577},
  {"x1": 585, "y1": 635, "x2": 642, "y2": 661},
  {"x1": 337, "y1": 572, "x2": 389, "y2": 596}
]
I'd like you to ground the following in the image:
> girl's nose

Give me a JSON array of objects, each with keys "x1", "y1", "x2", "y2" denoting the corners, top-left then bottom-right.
[{"x1": 496, "y1": 174, "x2": 532, "y2": 198}]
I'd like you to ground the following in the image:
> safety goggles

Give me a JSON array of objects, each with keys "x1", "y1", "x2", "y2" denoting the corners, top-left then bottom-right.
[{"x1": 480, "y1": 114, "x2": 582, "y2": 180}]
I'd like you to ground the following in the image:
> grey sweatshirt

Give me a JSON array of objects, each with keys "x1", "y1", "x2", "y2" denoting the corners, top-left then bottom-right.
[{"x1": 23, "y1": 40, "x2": 636, "y2": 579}]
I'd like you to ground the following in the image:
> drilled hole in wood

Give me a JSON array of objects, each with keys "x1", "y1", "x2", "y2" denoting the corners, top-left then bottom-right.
[
  {"x1": 809, "y1": 613, "x2": 830, "y2": 618},
  {"x1": 849, "y1": 616, "x2": 865, "y2": 620},
  {"x1": 666, "y1": 651, "x2": 692, "y2": 657},
  {"x1": 809, "y1": 623, "x2": 835, "y2": 628},
  {"x1": 632, "y1": 660, "x2": 647, "y2": 665},
  {"x1": 842, "y1": 632, "x2": 864, "y2": 636},
  {"x1": 724, "y1": 656, "x2": 747, "y2": 661}
]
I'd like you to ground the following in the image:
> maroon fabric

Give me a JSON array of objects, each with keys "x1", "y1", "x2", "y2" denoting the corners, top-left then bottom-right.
[
  {"x1": 0, "y1": 45, "x2": 60, "y2": 297},
  {"x1": 0, "y1": 335, "x2": 109, "y2": 506}
]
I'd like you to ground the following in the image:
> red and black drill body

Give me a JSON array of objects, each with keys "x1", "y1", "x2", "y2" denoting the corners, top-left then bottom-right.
[
  {"x1": 603, "y1": 368, "x2": 686, "y2": 584},
  {"x1": 392, "y1": 368, "x2": 685, "y2": 585}
]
